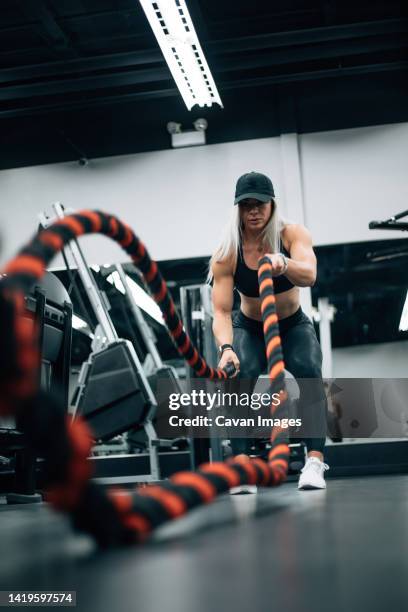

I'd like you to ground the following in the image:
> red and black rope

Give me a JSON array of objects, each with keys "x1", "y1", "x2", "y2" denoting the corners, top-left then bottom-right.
[
  {"x1": 258, "y1": 256, "x2": 290, "y2": 480},
  {"x1": 0, "y1": 210, "x2": 289, "y2": 546}
]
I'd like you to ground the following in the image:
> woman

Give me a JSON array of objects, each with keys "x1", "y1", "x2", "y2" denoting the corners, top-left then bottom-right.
[{"x1": 209, "y1": 171, "x2": 329, "y2": 490}]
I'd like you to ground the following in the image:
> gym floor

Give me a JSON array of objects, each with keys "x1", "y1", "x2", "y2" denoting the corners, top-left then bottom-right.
[{"x1": 1, "y1": 475, "x2": 407, "y2": 612}]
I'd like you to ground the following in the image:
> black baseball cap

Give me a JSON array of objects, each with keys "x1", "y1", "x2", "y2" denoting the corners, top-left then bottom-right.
[{"x1": 234, "y1": 171, "x2": 275, "y2": 205}]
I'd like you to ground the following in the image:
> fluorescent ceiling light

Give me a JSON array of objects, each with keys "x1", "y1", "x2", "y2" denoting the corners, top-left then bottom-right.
[
  {"x1": 399, "y1": 291, "x2": 408, "y2": 332},
  {"x1": 139, "y1": 0, "x2": 223, "y2": 110},
  {"x1": 107, "y1": 271, "x2": 165, "y2": 325}
]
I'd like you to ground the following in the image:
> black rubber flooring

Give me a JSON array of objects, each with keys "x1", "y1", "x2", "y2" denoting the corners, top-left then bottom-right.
[{"x1": 1, "y1": 475, "x2": 407, "y2": 612}]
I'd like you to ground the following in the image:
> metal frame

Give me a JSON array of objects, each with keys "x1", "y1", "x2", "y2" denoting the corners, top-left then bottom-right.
[
  {"x1": 115, "y1": 263, "x2": 164, "y2": 371},
  {"x1": 180, "y1": 283, "x2": 226, "y2": 466},
  {"x1": 369, "y1": 209, "x2": 408, "y2": 232},
  {"x1": 39, "y1": 203, "x2": 161, "y2": 482}
]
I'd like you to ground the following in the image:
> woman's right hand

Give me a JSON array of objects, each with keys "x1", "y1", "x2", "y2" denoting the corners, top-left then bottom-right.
[{"x1": 218, "y1": 349, "x2": 240, "y2": 378}]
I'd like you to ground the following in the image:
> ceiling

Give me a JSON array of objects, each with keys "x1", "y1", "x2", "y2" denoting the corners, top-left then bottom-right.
[{"x1": 1, "y1": 0, "x2": 407, "y2": 169}]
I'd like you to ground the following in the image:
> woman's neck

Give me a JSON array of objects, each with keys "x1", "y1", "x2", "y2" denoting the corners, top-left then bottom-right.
[{"x1": 242, "y1": 228, "x2": 264, "y2": 245}]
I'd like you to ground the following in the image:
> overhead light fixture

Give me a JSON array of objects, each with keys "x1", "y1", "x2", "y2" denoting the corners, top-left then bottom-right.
[
  {"x1": 399, "y1": 291, "x2": 408, "y2": 332},
  {"x1": 166, "y1": 117, "x2": 207, "y2": 148},
  {"x1": 193, "y1": 117, "x2": 208, "y2": 131},
  {"x1": 139, "y1": 0, "x2": 223, "y2": 110}
]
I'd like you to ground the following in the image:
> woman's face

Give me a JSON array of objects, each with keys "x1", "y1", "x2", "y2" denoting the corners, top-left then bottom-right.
[{"x1": 239, "y1": 198, "x2": 273, "y2": 231}]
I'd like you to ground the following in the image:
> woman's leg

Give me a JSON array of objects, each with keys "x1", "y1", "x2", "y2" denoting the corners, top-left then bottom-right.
[
  {"x1": 233, "y1": 325, "x2": 267, "y2": 380},
  {"x1": 280, "y1": 314, "x2": 327, "y2": 456},
  {"x1": 229, "y1": 322, "x2": 267, "y2": 455}
]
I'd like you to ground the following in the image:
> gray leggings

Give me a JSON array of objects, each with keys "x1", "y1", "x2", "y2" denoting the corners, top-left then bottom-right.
[{"x1": 231, "y1": 307, "x2": 327, "y2": 454}]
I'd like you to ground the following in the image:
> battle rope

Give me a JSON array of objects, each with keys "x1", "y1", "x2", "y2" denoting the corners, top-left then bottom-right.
[{"x1": 0, "y1": 210, "x2": 290, "y2": 547}]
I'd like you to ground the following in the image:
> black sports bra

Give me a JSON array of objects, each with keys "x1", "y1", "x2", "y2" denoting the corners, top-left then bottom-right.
[{"x1": 234, "y1": 243, "x2": 294, "y2": 297}]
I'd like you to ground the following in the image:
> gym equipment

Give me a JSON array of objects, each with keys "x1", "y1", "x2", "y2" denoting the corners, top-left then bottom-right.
[
  {"x1": 40, "y1": 203, "x2": 165, "y2": 482},
  {"x1": 42, "y1": 232, "x2": 189, "y2": 483},
  {"x1": 115, "y1": 262, "x2": 167, "y2": 371},
  {"x1": 74, "y1": 341, "x2": 153, "y2": 440},
  {"x1": 180, "y1": 283, "x2": 223, "y2": 467},
  {"x1": 0, "y1": 209, "x2": 289, "y2": 547},
  {"x1": 0, "y1": 272, "x2": 72, "y2": 502},
  {"x1": 113, "y1": 263, "x2": 186, "y2": 456},
  {"x1": 369, "y1": 209, "x2": 408, "y2": 232}
]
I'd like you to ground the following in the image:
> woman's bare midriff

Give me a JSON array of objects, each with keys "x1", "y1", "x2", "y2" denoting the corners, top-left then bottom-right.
[{"x1": 239, "y1": 286, "x2": 300, "y2": 322}]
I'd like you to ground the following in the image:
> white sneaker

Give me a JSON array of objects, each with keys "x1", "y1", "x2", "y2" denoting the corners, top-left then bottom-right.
[
  {"x1": 298, "y1": 457, "x2": 329, "y2": 490},
  {"x1": 229, "y1": 485, "x2": 258, "y2": 495}
]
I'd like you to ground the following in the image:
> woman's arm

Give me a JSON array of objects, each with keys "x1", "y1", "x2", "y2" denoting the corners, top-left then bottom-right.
[
  {"x1": 211, "y1": 259, "x2": 240, "y2": 373},
  {"x1": 266, "y1": 224, "x2": 317, "y2": 287}
]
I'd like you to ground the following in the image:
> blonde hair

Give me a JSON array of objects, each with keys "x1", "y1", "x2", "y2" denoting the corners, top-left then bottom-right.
[{"x1": 207, "y1": 198, "x2": 285, "y2": 283}]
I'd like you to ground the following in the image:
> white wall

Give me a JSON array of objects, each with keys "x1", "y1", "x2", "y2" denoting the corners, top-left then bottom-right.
[
  {"x1": 2, "y1": 122, "x2": 407, "y2": 269},
  {"x1": 299, "y1": 122, "x2": 408, "y2": 246},
  {"x1": 0, "y1": 137, "x2": 285, "y2": 267},
  {"x1": 1, "y1": 120, "x2": 407, "y2": 323},
  {"x1": 333, "y1": 340, "x2": 408, "y2": 377}
]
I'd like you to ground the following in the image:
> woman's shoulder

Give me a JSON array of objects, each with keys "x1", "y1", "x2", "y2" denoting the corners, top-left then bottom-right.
[
  {"x1": 281, "y1": 221, "x2": 310, "y2": 238},
  {"x1": 211, "y1": 252, "x2": 236, "y2": 277},
  {"x1": 280, "y1": 222, "x2": 311, "y2": 250}
]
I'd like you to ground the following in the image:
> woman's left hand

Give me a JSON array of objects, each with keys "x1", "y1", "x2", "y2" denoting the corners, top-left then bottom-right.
[{"x1": 264, "y1": 253, "x2": 287, "y2": 276}]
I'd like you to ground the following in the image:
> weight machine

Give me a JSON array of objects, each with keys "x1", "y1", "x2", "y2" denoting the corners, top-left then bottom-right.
[{"x1": 39, "y1": 203, "x2": 182, "y2": 483}]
